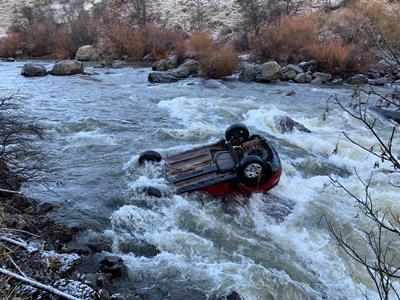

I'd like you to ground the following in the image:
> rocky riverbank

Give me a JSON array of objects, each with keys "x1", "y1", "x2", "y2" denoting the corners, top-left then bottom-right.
[{"x1": 0, "y1": 164, "x2": 133, "y2": 299}]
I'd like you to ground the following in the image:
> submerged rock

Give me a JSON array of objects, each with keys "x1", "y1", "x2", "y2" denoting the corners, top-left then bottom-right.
[
  {"x1": 75, "y1": 45, "x2": 99, "y2": 61},
  {"x1": 274, "y1": 116, "x2": 311, "y2": 133},
  {"x1": 226, "y1": 291, "x2": 243, "y2": 300},
  {"x1": 371, "y1": 107, "x2": 400, "y2": 124},
  {"x1": 202, "y1": 79, "x2": 226, "y2": 89},
  {"x1": 21, "y1": 63, "x2": 47, "y2": 77},
  {"x1": 148, "y1": 72, "x2": 178, "y2": 83},
  {"x1": 51, "y1": 60, "x2": 84, "y2": 76}
]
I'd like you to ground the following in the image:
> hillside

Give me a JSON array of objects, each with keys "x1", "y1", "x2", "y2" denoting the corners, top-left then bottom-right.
[{"x1": 0, "y1": 0, "x2": 344, "y2": 36}]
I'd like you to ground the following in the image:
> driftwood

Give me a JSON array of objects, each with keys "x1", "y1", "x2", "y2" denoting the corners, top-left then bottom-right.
[
  {"x1": 0, "y1": 267, "x2": 82, "y2": 300},
  {"x1": 0, "y1": 236, "x2": 28, "y2": 249},
  {"x1": 0, "y1": 188, "x2": 23, "y2": 195}
]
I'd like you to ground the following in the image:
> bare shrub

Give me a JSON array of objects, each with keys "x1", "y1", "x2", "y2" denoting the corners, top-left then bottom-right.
[
  {"x1": 0, "y1": 33, "x2": 22, "y2": 58},
  {"x1": 307, "y1": 40, "x2": 369, "y2": 74},
  {"x1": 0, "y1": 96, "x2": 46, "y2": 189},
  {"x1": 254, "y1": 15, "x2": 318, "y2": 63},
  {"x1": 186, "y1": 31, "x2": 214, "y2": 57},
  {"x1": 198, "y1": 44, "x2": 239, "y2": 79},
  {"x1": 236, "y1": 0, "x2": 304, "y2": 35}
]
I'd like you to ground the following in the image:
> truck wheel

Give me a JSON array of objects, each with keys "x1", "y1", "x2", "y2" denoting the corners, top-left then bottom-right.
[
  {"x1": 138, "y1": 150, "x2": 162, "y2": 164},
  {"x1": 237, "y1": 155, "x2": 272, "y2": 187},
  {"x1": 225, "y1": 124, "x2": 250, "y2": 146}
]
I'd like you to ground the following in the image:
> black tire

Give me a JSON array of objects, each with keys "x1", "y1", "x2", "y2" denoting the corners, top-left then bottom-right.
[
  {"x1": 138, "y1": 150, "x2": 162, "y2": 164},
  {"x1": 225, "y1": 124, "x2": 250, "y2": 146},
  {"x1": 243, "y1": 148, "x2": 269, "y2": 162},
  {"x1": 236, "y1": 155, "x2": 272, "y2": 187}
]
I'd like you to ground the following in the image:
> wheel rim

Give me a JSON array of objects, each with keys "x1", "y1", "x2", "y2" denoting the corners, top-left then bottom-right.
[{"x1": 244, "y1": 163, "x2": 263, "y2": 179}]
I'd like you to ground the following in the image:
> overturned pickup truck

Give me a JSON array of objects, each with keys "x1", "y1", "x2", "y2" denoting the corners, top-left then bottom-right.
[{"x1": 138, "y1": 124, "x2": 282, "y2": 197}]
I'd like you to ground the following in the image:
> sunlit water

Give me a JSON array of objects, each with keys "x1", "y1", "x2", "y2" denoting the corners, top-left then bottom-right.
[{"x1": 1, "y1": 61, "x2": 399, "y2": 299}]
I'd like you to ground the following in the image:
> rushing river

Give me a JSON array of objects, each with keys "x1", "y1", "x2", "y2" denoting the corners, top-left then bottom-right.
[{"x1": 1, "y1": 61, "x2": 399, "y2": 299}]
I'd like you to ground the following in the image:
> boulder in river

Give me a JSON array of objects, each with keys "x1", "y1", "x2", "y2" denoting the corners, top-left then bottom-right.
[
  {"x1": 166, "y1": 59, "x2": 199, "y2": 78},
  {"x1": 283, "y1": 69, "x2": 297, "y2": 80},
  {"x1": 75, "y1": 45, "x2": 99, "y2": 61},
  {"x1": 274, "y1": 116, "x2": 311, "y2": 133},
  {"x1": 21, "y1": 63, "x2": 47, "y2": 77},
  {"x1": 152, "y1": 56, "x2": 178, "y2": 71},
  {"x1": 148, "y1": 72, "x2": 178, "y2": 83},
  {"x1": 202, "y1": 79, "x2": 226, "y2": 89},
  {"x1": 371, "y1": 107, "x2": 400, "y2": 124},
  {"x1": 51, "y1": 60, "x2": 84, "y2": 76},
  {"x1": 256, "y1": 61, "x2": 283, "y2": 82}
]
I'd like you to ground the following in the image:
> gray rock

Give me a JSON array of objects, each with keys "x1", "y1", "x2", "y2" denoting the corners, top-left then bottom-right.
[
  {"x1": 345, "y1": 74, "x2": 368, "y2": 85},
  {"x1": 313, "y1": 72, "x2": 332, "y2": 82},
  {"x1": 152, "y1": 56, "x2": 178, "y2": 71},
  {"x1": 100, "y1": 256, "x2": 127, "y2": 278},
  {"x1": 282, "y1": 64, "x2": 304, "y2": 74},
  {"x1": 15, "y1": 50, "x2": 24, "y2": 58},
  {"x1": 274, "y1": 116, "x2": 311, "y2": 133},
  {"x1": 311, "y1": 78, "x2": 323, "y2": 85},
  {"x1": 286, "y1": 90, "x2": 296, "y2": 96},
  {"x1": 3, "y1": 57, "x2": 15, "y2": 62},
  {"x1": 294, "y1": 73, "x2": 313, "y2": 83},
  {"x1": 299, "y1": 60, "x2": 317, "y2": 72},
  {"x1": 239, "y1": 63, "x2": 260, "y2": 82},
  {"x1": 283, "y1": 70, "x2": 297, "y2": 80},
  {"x1": 166, "y1": 59, "x2": 199, "y2": 78},
  {"x1": 148, "y1": 72, "x2": 178, "y2": 83},
  {"x1": 75, "y1": 45, "x2": 99, "y2": 61},
  {"x1": 331, "y1": 77, "x2": 343, "y2": 85},
  {"x1": 368, "y1": 78, "x2": 386, "y2": 86},
  {"x1": 21, "y1": 63, "x2": 47, "y2": 77},
  {"x1": 371, "y1": 107, "x2": 400, "y2": 124},
  {"x1": 256, "y1": 61, "x2": 283, "y2": 82},
  {"x1": 111, "y1": 60, "x2": 127, "y2": 69},
  {"x1": 51, "y1": 60, "x2": 84, "y2": 76},
  {"x1": 376, "y1": 58, "x2": 399, "y2": 75}
]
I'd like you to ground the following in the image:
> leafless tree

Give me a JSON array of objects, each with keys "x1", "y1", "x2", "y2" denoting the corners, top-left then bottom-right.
[
  {"x1": 235, "y1": 0, "x2": 303, "y2": 35},
  {"x1": 326, "y1": 23, "x2": 400, "y2": 297},
  {"x1": 0, "y1": 95, "x2": 46, "y2": 191}
]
